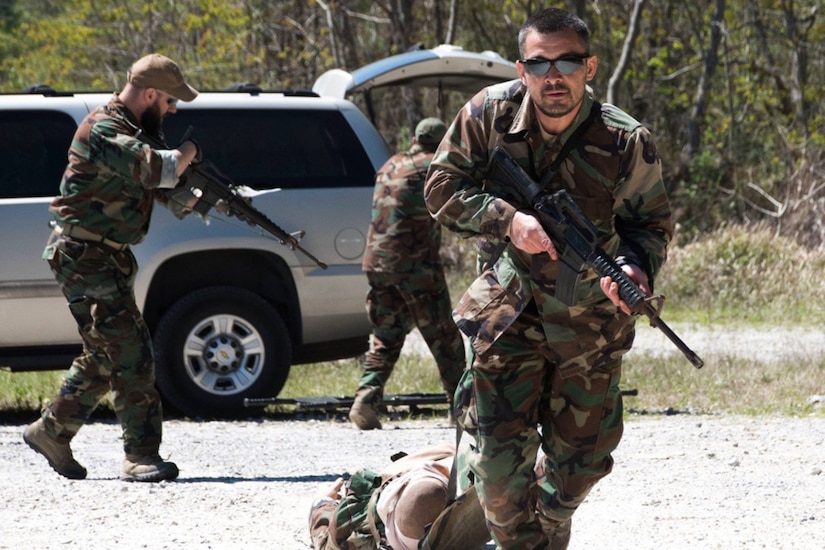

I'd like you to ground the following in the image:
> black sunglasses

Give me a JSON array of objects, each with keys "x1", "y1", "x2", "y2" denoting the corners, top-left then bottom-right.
[{"x1": 519, "y1": 55, "x2": 590, "y2": 76}]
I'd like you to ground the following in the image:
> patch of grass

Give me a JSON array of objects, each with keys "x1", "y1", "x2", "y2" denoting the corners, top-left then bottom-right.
[
  {"x1": 278, "y1": 354, "x2": 444, "y2": 399},
  {"x1": 646, "y1": 225, "x2": 825, "y2": 325},
  {"x1": 0, "y1": 370, "x2": 65, "y2": 412},
  {"x1": 622, "y1": 350, "x2": 825, "y2": 416}
]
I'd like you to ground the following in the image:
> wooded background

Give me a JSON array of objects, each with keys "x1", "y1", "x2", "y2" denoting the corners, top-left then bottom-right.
[{"x1": 1, "y1": 0, "x2": 822, "y2": 248}]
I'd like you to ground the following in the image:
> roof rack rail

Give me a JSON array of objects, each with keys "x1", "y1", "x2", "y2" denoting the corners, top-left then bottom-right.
[
  {"x1": 220, "y1": 83, "x2": 319, "y2": 97},
  {"x1": 21, "y1": 84, "x2": 59, "y2": 95},
  {"x1": 223, "y1": 82, "x2": 263, "y2": 94},
  {"x1": 10, "y1": 84, "x2": 320, "y2": 98}
]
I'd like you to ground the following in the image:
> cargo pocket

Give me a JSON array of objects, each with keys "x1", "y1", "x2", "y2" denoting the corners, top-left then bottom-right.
[
  {"x1": 453, "y1": 268, "x2": 527, "y2": 356},
  {"x1": 66, "y1": 295, "x2": 95, "y2": 344}
]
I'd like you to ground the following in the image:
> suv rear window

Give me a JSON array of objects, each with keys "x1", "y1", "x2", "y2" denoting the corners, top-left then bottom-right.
[
  {"x1": 0, "y1": 110, "x2": 76, "y2": 199},
  {"x1": 163, "y1": 108, "x2": 376, "y2": 190}
]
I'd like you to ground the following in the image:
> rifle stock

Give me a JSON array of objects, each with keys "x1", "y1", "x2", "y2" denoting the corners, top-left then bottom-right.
[{"x1": 488, "y1": 146, "x2": 703, "y2": 369}]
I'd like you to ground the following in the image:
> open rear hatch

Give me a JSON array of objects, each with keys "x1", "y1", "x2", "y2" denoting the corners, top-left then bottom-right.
[{"x1": 312, "y1": 44, "x2": 517, "y2": 122}]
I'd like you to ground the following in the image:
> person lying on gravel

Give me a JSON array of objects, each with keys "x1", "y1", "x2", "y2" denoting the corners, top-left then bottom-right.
[
  {"x1": 307, "y1": 442, "x2": 546, "y2": 549},
  {"x1": 308, "y1": 442, "x2": 458, "y2": 550}
]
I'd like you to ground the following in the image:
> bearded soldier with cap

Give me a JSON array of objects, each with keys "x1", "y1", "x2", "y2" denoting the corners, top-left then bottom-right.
[
  {"x1": 348, "y1": 118, "x2": 466, "y2": 430},
  {"x1": 23, "y1": 53, "x2": 202, "y2": 482}
]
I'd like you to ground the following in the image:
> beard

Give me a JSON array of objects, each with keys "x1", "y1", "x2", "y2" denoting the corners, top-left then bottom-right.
[
  {"x1": 533, "y1": 83, "x2": 581, "y2": 119},
  {"x1": 139, "y1": 100, "x2": 164, "y2": 139}
]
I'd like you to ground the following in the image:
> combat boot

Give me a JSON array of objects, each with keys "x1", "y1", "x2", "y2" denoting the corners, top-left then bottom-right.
[
  {"x1": 348, "y1": 386, "x2": 382, "y2": 430},
  {"x1": 23, "y1": 418, "x2": 87, "y2": 480},
  {"x1": 121, "y1": 454, "x2": 179, "y2": 482}
]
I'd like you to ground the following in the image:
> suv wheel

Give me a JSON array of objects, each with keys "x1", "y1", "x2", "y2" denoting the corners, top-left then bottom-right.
[{"x1": 154, "y1": 286, "x2": 292, "y2": 418}]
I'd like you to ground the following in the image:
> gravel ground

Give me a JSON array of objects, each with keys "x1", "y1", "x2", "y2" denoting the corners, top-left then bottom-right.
[
  {"x1": 2, "y1": 324, "x2": 824, "y2": 549},
  {"x1": 1, "y1": 414, "x2": 823, "y2": 549}
]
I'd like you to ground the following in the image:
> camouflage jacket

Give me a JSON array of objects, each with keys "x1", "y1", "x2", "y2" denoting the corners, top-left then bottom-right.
[
  {"x1": 48, "y1": 95, "x2": 188, "y2": 246},
  {"x1": 362, "y1": 144, "x2": 443, "y2": 274},
  {"x1": 425, "y1": 80, "x2": 673, "y2": 359}
]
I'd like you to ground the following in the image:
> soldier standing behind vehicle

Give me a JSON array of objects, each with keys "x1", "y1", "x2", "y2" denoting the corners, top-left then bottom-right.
[
  {"x1": 348, "y1": 118, "x2": 466, "y2": 430},
  {"x1": 425, "y1": 8, "x2": 673, "y2": 549},
  {"x1": 23, "y1": 53, "x2": 202, "y2": 482}
]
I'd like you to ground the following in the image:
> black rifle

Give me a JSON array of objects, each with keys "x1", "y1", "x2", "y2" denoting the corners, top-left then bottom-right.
[
  {"x1": 488, "y1": 146, "x2": 703, "y2": 369},
  {"x1": 135, "y1": 129, "x2": 327, "y2": 269},
  {"x1": 243, "y1": 392, "x2": 452, "y2": 412},
  {"x1": 244, "y1": 388, "x2": 639, "y2": 412}
]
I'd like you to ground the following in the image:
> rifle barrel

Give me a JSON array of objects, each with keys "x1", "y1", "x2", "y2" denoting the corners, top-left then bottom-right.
[{"x1": 646, "y1": 313, "x2": 705, "y2": 369}]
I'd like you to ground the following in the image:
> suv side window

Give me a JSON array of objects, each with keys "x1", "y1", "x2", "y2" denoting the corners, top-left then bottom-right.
[
  {"x1": 163, "y1": 109, "x2": 376, "y2": 190},
  {"x1": 0, "y1": 110, "x2": 76, "y2": 199}
]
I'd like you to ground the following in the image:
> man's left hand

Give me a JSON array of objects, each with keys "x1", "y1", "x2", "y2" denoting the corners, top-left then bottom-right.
[{"x1": 600, "y1": 264, "x2": 650, "y2": 315}]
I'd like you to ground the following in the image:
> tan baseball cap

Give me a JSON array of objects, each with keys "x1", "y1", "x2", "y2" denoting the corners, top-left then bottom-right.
[{"x1": 127, "y1": 53, "x2": 198, "y2": 102}]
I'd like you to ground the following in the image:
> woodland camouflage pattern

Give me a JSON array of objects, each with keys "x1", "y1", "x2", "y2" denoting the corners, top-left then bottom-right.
[
  {"x1": 39, "y1": 94, "x2": 187, "y2": 456},
  {"x1": 425, "y1": 80, "x2": 672, "y2": 548},
  {"x1": 362, "y1": 143, "x2": 444, "y2": 273},
  {"x1": 49, "y1": 95, "x2": 188, "y2": 245},
  {"x1": 41, "y1": 235, "x2": 163, "y2": 455},
  {"x1": 357, "y1": 144, "x2": 464, "y2": 399}
]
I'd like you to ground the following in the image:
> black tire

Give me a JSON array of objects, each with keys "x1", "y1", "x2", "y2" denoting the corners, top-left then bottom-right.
[{"x1": 154, "y1": 286, "x2": 292, "y2": 419}]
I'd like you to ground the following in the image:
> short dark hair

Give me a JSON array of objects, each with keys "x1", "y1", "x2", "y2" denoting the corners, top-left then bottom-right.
[{"x1": 518, "y1": 8, "x2": 591, "y2": 57}]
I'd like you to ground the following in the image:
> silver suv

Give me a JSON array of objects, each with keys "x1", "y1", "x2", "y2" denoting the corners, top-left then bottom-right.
[{"x1": 0, "y1": 46, "x2": 516, "y2": 418}]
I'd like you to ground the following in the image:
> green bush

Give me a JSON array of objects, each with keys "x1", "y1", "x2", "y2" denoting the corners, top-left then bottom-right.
[{"x1": 658, "y1": 225, "x2": 825, "y2": 324}]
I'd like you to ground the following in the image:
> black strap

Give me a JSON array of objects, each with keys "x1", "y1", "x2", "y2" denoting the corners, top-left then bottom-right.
[
  {"x1": 538, "y1": 100, "x2": 600, "y2": 188},
  {"x1": 446, "y1": 417, "x2": 462, "y2": 502}
]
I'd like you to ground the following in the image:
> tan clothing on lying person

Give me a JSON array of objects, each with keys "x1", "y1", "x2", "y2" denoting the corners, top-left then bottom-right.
[
  {"x1": 377, "y1": 457, "x2": 452, "y2": 549},
  {"x1": 308, "y1": 442, "x2": 456, "y2": 550}
]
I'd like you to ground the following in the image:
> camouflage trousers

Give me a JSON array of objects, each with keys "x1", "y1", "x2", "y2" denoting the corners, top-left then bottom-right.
[
  {"x1": 358, "y1": 271, "x2": 465, "y2": 399},
  {"x1": 457, "y1": 301, "x2": 632, "y2": 549},
  {"x1": 41, "y1": 234, "x2": 163, "y2": 455}
]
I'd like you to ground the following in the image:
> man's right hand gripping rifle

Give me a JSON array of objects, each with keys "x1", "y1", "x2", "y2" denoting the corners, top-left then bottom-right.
[
  {"x1": 139, "y1": 129, "x2": 327, "y2": 269},
  {"x1": 489, "y1": 146, "x2": 703, "y2": 369}
]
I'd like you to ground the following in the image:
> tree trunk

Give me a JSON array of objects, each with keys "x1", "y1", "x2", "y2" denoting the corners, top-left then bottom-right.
[
  {"x1": 684, "y1": 0, "x2": 725, "y2": 160},
  {"x1": 606, "y1": 0, "x2": 646, "y2": 106}
]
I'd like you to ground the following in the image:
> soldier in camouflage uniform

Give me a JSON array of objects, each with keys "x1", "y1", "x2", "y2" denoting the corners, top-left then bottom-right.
[
  {"x1": 424, "y1": 8, "x2": 673, "y2": 549},
  {"x1": 349, "y1": 118, "x2": 465, "y2": 430},
  {"x1": 23, "y1": 54, "x2": 202, "y2": 482}
]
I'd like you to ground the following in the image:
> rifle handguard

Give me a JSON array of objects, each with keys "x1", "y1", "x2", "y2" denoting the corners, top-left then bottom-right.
[{"x1": 589, "y1": 251, "x2": 663, "y2": 320}]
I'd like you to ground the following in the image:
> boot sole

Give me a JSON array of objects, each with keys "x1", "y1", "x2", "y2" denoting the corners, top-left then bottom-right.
[{"x1": 120, "y1": 467, "x2": 179, "y2": 483}]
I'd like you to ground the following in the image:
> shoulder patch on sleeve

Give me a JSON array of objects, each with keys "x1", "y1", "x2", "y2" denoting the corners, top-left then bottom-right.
[{"x1": 601, "y1": 103, "x2": 643, "y2": 132}]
